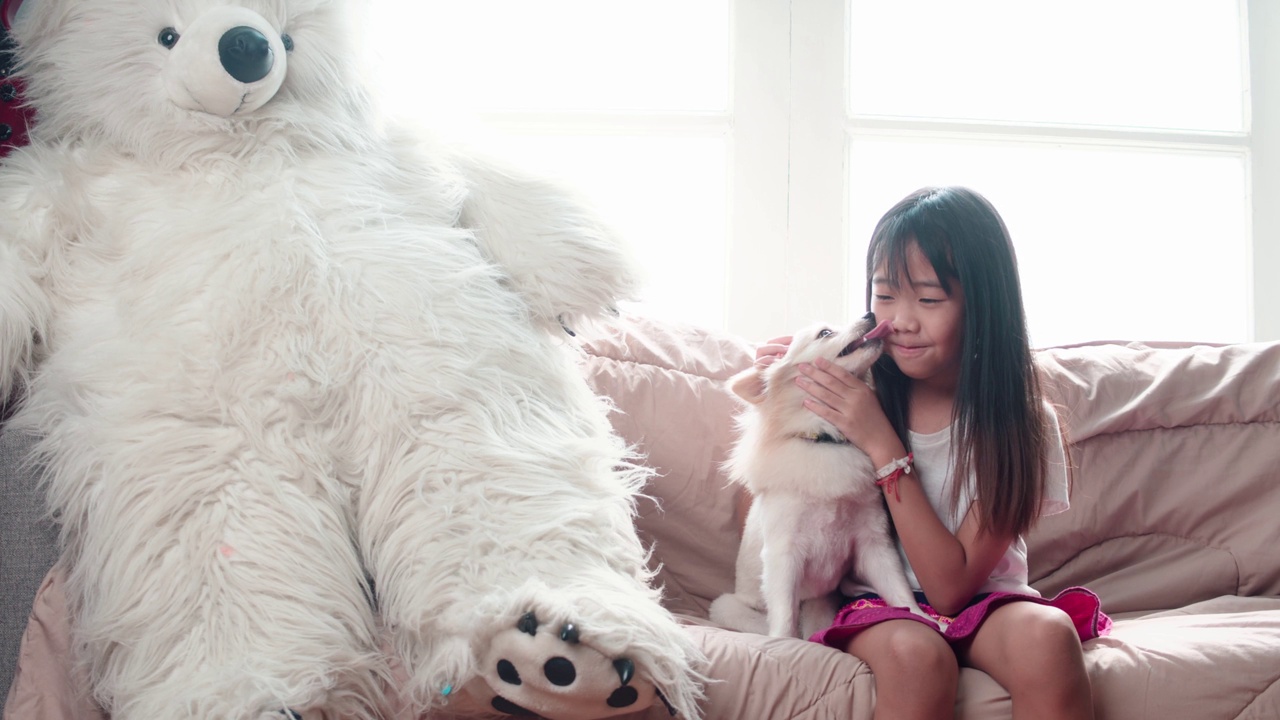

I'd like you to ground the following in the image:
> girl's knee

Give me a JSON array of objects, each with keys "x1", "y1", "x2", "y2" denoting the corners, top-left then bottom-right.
[
  {"x1": 1025, "y1": 608, "x2": 1083, "y2": 656},
  {"x1": 866, "y1": 624, "x2": 958, "y2": 684},
  {"x1": 1006, "y1": 608, "x2": 1088, "y2": 684}
]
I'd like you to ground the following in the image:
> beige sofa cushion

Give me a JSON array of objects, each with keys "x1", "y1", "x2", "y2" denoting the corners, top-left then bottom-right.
[
  {"x1": 1031, "y1": 342, "x2": 1280, "y2": 613},
  {"x1": 579, "y1": 315, "x2": 753, "y2": 620}
]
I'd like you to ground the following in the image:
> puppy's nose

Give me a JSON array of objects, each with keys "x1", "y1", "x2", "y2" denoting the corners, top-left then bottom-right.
[{"x1": 862, "y1": 311, "x2": 876, "y2": 324}]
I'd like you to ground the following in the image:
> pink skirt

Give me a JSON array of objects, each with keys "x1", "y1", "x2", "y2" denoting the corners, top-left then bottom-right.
[{"x1": 808, "y1": 586, "x2": 1112, "y2": 649}]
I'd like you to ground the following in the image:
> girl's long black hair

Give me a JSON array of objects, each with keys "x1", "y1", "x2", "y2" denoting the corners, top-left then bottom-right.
[{"x1": 866, "y1": 187, "x2": 1046, "y2": 538}]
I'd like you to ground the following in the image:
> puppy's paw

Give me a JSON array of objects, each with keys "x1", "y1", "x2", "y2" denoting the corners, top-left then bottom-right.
[
  {"x1": 708, "y1": 593, "x2": 768, "y2": 635},
  {"x1": 468, "y1": 610, "x2": 663, "y2": 720}
]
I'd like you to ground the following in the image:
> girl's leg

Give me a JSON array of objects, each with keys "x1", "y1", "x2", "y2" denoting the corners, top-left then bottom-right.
[
  {"x1": 845, "y1": 619, "x2": 958, "y2": 720},
  {"x1": 956, "y1": 601, "x2": 1094, "y2": 720}
]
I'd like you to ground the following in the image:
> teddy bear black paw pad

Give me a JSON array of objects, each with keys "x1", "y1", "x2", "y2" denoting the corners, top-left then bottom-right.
[
  {"x1": 607, "y1": 685, "x2": 639, "y2": 708},
  {"x1": 543, "y1": 656, "x2": 576, "y2": 686},
  {"x1": 491, "y1": 695, "x2": 539, "y2": 716},
  {"x1": 497, "y1": 659, "x2": 522, "y2": 685},
  {"x1": 480, "y1": 608, "x2": 660, "y2": 717}
]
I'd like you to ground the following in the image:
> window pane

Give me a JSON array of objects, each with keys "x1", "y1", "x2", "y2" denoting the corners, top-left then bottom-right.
[
  {"x1": 475, "y1": 135, "x2": 729, "y2": 330},
  {"x1": 849, "y1": 0, "x2": 1245, "y2": 132},
  {"x1": 367, "y1": 1, "x2": 730, "y2": 115},
  {"x1": 847, "y1": 136, "x2": 1248, "y2": 347}
]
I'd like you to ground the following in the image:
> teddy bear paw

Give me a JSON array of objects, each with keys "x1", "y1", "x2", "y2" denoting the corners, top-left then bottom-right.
[{"x1": 469, "y1": 610, "x2": 672, "y2": 720}]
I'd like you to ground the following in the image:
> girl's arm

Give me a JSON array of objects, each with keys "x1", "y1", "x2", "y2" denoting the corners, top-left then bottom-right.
[
  {"x1": 796, "y1": 358, "x2": 1014, "y2": 616},
  {"x1": 877, "y1": 476, "x2": 1015, "y2": 616}
]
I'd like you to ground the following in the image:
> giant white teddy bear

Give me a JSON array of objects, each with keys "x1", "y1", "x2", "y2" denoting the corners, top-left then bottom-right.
[{"x1": 0, "y1": 1, "x2": 705, "y2": 718}]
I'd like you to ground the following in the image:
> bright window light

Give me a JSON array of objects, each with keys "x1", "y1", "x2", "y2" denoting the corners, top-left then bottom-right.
[
  {"x1": 366, "y1": 1, "x2": 730, "y2": 117},
  {"x1": 478, "y1": 134, "x2": 729, "y2": 331},
  {"x1": 849, "y1": 0, "x2": 1245, "y2": 132},
  {"x1": 847, "y1": 135, "x2": 1248, "y2": 347},
  {"x1": 361, "y1": 2, "x2": 731, "y2": 329}
]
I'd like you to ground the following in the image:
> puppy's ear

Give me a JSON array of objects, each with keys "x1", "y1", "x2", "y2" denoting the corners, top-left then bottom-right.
[{"x1": 729, "y1": 367, "x2": 767, "y2": 404}]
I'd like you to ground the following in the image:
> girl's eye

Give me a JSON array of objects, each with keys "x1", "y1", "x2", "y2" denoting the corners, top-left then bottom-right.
[
  {"x1": 158, "y1": 27, "x2": 180, "y2": 48},
  {"x1": 282, "y1": 34, "x2": 294, "y2": 52},
  {"x1": 817, "y1": 329, "x2": 834, "y2": 339}
]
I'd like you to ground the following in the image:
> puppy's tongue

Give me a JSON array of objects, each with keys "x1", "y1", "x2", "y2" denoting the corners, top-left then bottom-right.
[{"x1": 864, "y1": 319, "x2": 894, "y2": 341}]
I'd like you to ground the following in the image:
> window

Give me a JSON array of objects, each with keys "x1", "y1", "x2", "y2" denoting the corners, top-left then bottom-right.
[
  {"x1": 366, "y1": 0, "x2": 732, "y2": 331},
  {"x1": 368, "y1": 1, "x2": 1278, "y2": 347}
]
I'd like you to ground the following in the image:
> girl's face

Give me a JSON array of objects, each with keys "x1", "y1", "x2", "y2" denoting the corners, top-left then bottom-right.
[{"x1": 870, "y1": 242, "x2": 966, "y2": 390}]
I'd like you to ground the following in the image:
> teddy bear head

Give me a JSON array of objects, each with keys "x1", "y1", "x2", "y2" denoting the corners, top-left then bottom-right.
[{"x1": 8, "y1": 0, "x2": 376, "y2": 159}]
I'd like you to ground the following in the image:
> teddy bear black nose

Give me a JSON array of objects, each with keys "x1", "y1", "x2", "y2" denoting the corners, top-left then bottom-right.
[{"x1": 218, "y1": 26, "x2": 273, "y2": 84}]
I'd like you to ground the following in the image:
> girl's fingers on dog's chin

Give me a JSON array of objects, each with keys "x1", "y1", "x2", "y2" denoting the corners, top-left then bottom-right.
[{"x1": 803, "y1": 397, "x2": 832, "y2": 416}]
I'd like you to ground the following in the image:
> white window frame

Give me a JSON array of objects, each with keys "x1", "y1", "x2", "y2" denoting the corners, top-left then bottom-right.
[
  {"x1": 1251, "y1": 0, "x2": 1280, "y2": 342},
  {"x1": 727, "y1": 0, "x2": 1279, "y2": 344}
]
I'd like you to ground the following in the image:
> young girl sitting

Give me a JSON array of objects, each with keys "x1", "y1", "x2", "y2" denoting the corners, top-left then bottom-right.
[{"x1": 756, "y1": 186, "x2": 1110, "y2": 719}]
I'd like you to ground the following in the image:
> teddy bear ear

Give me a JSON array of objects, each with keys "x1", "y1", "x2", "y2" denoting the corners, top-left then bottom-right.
[{"x1": 728, "y1": 367, "x2": 767, "y2": 405}]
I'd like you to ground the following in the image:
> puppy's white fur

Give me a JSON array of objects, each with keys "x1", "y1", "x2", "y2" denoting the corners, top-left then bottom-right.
[
  {"x1": 710, "y1": 318, "x2": 929, "y2": 638},
  {"x1": 0, "y1": 2, "x2": 703, "y2": 718}
]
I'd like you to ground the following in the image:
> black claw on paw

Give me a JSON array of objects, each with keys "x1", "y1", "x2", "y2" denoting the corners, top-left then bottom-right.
[
  {"x1": 517, "y1": 611, "x2": 539, "y2": 636},
  {"x1": 279, "y1": 711, "x2": 302, "y2": 720},
  {"x1": 559, "y1": 622, "x2": 579, "y2": 644},
  {"x1": 543, "y1": 656, "x2": 576, "y2": 686},
  {"x1": 491, "y1": 695, "x2": 538, "y2": 716},
  {"x1": 497, "y1": 659, "x2": 523, "y2": 686},
  {"x1": 557, "y1": 314, "x2": 577, "y2": 337},
  {"x1": 613, "y1": 657, "x2": 634, "y2": 686},
  {"x1": 607, "y1": 685, "x2": 640, "y2": 708},
  {"x1": 657, "y1": 688, "x2": 678, "y2": 716}
]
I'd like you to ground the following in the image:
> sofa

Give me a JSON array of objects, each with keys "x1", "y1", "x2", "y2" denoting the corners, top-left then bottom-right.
[{"x1": 4, "y1": 313, "x2": 1280, "y2": 719}]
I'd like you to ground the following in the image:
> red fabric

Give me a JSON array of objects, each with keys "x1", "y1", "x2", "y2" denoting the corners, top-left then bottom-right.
[
  {"x1": 3, "y1": 0, "x2": 25, "y2": 30},
  {"x1": 0, "y1": 75, "x2": 34, "y2": 154},
  {"x1": 808, "y1": 586, "x2": 1112, "y2": 649}
]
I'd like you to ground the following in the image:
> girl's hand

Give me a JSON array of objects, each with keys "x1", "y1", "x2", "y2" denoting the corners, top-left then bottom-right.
[
  {"x1": 796, "y1": 357, "x2": 903, "y2": 465},
  {"x1": 754, "y1": 335, "x2": 792, "y2": 368}
]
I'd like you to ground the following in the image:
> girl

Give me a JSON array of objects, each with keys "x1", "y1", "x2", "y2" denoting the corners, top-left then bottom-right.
[{"x1": 757, "y1": 187, "x2": 1109, "y2": 719}]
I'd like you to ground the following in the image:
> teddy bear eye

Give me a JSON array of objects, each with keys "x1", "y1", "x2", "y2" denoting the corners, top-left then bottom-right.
[
  {"x1": 158, "y1": 28, "x2": 180, "y2": 49},
  {"x1": 282, "y1": 34, "x2": 294, "y2": 52}
]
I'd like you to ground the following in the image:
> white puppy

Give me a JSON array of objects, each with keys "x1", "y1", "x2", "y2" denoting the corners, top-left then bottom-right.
[{"x1": 710, "y1": 315, "x2": 931, "y2": 638}]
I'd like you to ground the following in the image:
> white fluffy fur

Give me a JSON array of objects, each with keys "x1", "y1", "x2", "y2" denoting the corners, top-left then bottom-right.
[
  {"x1": 0, "y1": 1, "x2": 702, "y2": 718},
  {"x1": 709, "y1": 318, "x2": 928, "y2": 638}
]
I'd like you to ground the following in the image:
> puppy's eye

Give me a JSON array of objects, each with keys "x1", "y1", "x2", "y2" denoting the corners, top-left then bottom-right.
[
  {"x1": 816, "y1": 329, "x2": 833, "y2": 339},
  {"x1": 282, "y1": 34, "x2": 294, "y2": 52},
  {"x1": 158, "y1": 27, "x2": 180, "y2": 49}
]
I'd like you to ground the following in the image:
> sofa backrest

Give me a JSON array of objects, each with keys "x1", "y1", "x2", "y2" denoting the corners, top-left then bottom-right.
[
  {"x1": 580, "y1": 315, "x2": 752, "y2": 620},
  {"x1": 581, "y1": 316, "x2": 1280, "y2": 619},
  {"x1": 1031, "y1": 342, "x2": 1280, "y2": 614}
]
